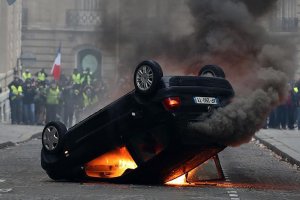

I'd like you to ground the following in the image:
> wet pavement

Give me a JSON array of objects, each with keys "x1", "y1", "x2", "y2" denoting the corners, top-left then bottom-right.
[
  {"x1": 0, "y1": 124, "x2": 300, "y2": 199},
  {"x1": 1, "y1": 123, "x2": 299, "y2": 169},
  {"x1": 0, "y1": 138, "x2": 300, "y2": 199}
]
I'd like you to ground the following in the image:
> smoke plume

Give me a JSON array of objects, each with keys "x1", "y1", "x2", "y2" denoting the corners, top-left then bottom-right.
[
  {"x1": 184, "y1": 0, "x2": 297, "y2": 146},
  {"x1": 100, "y1": 0, "x2": 297, "y2": 146}
]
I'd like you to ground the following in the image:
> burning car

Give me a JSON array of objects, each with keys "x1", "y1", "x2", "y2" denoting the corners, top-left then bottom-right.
[{"x1": 41, "y1": 60, "x2": 234, "y2": 184}]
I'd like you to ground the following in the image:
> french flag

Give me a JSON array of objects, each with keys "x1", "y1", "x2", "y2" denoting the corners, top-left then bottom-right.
[{"x1": 51, "y1": 45, "x2": 61, "y2": 81}]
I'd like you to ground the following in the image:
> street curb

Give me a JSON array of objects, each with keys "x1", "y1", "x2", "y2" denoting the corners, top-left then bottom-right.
[
  {"x1": 17, "y1": 132, "x2": 42, "y2": 144},
  {"x1": 30, "y1": 132, "x2": 42, "y2": 140},
  {"x1": 0, "y1": 132, "x2": 42, "y2": 150},
  {"x1": 254, "y1": 135, "x2": 300, "y2": 167},
  {"x1": 0, "y1": 141, "x2": 15, "y2": 149}
]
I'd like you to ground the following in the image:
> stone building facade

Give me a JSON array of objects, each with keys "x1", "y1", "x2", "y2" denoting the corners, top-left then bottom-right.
[
  {"x1": 268, "y1": 0, "x2": 300, "y2": 74},
  {"x1": 21, "y1": 0, "x2": 117, "y2": 82},
  {"x1": 20, "y1": 0, "x2": 187, "y2": 83},
  {"x1": 0, "y1": 0, "x2": 22, "y2": 74},
  {"x1": 1, "y1": 0, "x2": 300, "y2": 84}
]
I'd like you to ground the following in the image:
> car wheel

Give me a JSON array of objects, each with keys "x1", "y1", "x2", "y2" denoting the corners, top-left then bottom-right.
[
  {"x1": 198, "y1": 65, "x2": 225, "y2": 78},
  {"x1": 134, "y1": 60, "x2": 163, "y2": 95},
  {"x1": 42, "y1": 121, "x2": 67, "y2": 154}
]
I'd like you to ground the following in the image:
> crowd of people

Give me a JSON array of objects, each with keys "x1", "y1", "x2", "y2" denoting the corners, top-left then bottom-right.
[
  {"x1": 266, "y1": 80, "x2": 300, "y2": 130},
  {"x1": 8, "y1": 68, "x2": 107, "y2": 128},
  {"x1": 8, "y1": 67, "x2": 300, "y2": 131}
]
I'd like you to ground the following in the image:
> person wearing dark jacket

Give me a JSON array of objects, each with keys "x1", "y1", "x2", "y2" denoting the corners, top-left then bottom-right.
[
  {"x1": 35, "y1": 84, "x2": 47, "y2": 125},
  {"x1": 294, "y1": 80, "x2": 300, "y2": 130},
  {"x1": 8, "y1": 76, "x2": 23, "y2": 124},
  {"x1": 35, "y1": 68, "x2": 48, "y2": 86},
  {"x1": 23, "y1": 79, "x2": 37, "y2": 124},
  {"x1": 62, "y1": 82, "x2": 76, "y2": 128},
  {"x1": 287, "y1": 84, "x2": 297, "y2": 130},
  {"x1": 46, "y1": 82, "x2": 61, "y2": 123}
]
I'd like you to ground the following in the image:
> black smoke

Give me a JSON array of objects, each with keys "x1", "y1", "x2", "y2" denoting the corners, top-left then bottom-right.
[
  {"x1": 185, "y1": 0, "x2": 296, "y2": 146},
  {"x1": 99, "y1": 0, "x2": 297, "y2": 146}
]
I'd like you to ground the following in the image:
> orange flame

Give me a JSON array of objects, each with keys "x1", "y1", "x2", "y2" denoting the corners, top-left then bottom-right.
[
  {"x1": 166, "y1": 174, "x2": 189, "y2": 185},
  {"x1": 85, "y1": 147, "x2": 137, "y2": 178}
]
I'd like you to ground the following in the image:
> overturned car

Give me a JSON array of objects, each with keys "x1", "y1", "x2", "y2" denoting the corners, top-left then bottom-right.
[{"x1": 41, "y1": 60, "x2": 234, "y2": 184}]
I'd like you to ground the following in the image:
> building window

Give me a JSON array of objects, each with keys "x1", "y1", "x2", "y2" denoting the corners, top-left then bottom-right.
[
  {"x1": 77, "y1": 49, "x2": 102, "y2": 79},
  {"x1": 82, "y1": 54, "x2": 98, "y2": 74},
  {"x1": 270, "y1": 0, "x2": 298, "y2": 32}
]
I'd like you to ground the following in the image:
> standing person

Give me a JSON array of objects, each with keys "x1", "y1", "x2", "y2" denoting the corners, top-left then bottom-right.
[
  {"x1": 294, "y1": 79, "x2": 300, "y2": 130},
  {"x1": 73, "y1": 85, "x2": 83, "y2": 123},
  {"x1": 22, "y1": 69, "x2": 32, "y2": 81},
  {"x1": 23, "y1": 79, "x2": 37, "y2": 125},
  {"x1": 62, "y1": 83, "x2": 75, "y2": 128},
  {"x1": 286, "y1": 84, "x2": 297, "y2": 130},
  {"x1": 71, "y1": 68, "x2": 81, "y2": 85},
  {"x1": 8, "y1": 76, "x2": 24, "y2": 124},
  {"x1": 46, "y1": 81, "x2": 60, "y2": 123},
  {"x1": 35, "y1": 84, "x2": 47, "y2": 125},
  {"x1": 276, "y1": 104, "x2": 287, "y2": 129},
  {"x1": 268, "y1": 109, "x2": 278, "y2": 129},
  {"x1": 81, "y1": 68, "x2": 93, "y2": 87},
  {"x1": 35, "y1": 68, "x2": 48, "y2": 86}
]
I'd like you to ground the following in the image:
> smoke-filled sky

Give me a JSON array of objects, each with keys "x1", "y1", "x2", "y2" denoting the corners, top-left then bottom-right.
[{"x1": 101, "y1": 0, "x2": 298, "y2": 146}]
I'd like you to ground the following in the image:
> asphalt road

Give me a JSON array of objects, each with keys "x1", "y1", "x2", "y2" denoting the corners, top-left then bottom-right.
[{"x1": 0, "y1": 138, "x2": 300, "y2": 200}]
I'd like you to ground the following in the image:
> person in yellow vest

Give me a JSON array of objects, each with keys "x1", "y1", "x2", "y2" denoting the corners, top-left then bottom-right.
[
  {"x1": 22, "y1": 69, "x2": 32, "y2": 81},
  {"x1": 81, "y1": 86, "x2": 98, "y2": 118},
  {"x1": 8, "y1": 76, "x2": 24, "y2": 124},
  {"x1": 83, "y1": 86, "x2": 98, "y2": 108},
  {"x1": 35, "y1": 68, "x2": 48, "y2": 86},
  {"x1": 81, "y1": 68, "x2": 93, "y2": 87},
  {"x1": 294, "y1": 80, "x2": 300, "y2": 130},
  {"x1": 46, "y1": 81, "x2": 61, "y2": 123},
  {"x1": 71, "y1": 68, "x2": 81, "y2": 85}
]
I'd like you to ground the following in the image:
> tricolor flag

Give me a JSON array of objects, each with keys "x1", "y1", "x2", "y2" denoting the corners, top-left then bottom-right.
[{"x1": 51, "y1": 45, "x2": 61, "y2": 81}]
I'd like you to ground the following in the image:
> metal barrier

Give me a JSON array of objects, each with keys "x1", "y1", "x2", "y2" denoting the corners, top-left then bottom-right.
[{"x1": 0, "y1": 91, "x2": 10, "y2": 123}]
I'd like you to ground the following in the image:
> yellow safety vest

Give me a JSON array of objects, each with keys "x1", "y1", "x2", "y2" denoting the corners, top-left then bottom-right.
[
  {"x1": 10, "y1": 85, "x2": 23, "y2": 100},
  {"x1": 72, "y1": 73, "x2": 81, "y2": 84},
  {"x1": 37, "y1": 72, "x2": 46, "y2": 81},
  {"x1": 294, "y1": 87, "x2": 299, "y2": 93},
  {"x1": 81, "y1": 73, "x2": 92, "y2": 85},
  {"x1": 47, "y1": 87, "x2": 60, "y2": 105},
  {"x1": 22, "y1": 72, "x2": 32, "y2": 80},
  {"x1": 83, "y1": 93, "x2": 98, "y2": 107}
]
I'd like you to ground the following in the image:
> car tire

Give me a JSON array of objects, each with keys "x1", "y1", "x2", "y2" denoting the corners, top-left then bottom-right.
[
  {"x1": 46, "y1": 170, "x2": 65, "y2": 181},
  {"x1": 198, "y1": 65, "x2": 225, "y2": 78},
  {"x1": 42, "y1": 121, "x2": 67, "y2": 154},
  {"x1": 134, "y1": 60, "x2": 163, "y2": 95}
]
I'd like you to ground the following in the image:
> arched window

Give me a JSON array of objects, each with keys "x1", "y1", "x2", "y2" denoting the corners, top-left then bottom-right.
[
  {"x1": 82, "y1": 54, "x2": 98, "y2": 74},
  {"x1": 77, "y1": 48, "x2": 102, "y2": 80}
]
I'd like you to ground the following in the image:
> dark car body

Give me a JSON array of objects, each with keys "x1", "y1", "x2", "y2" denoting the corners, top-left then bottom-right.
[{"x1": 41, "y1": 64, "x2": 234, "y2": 184}]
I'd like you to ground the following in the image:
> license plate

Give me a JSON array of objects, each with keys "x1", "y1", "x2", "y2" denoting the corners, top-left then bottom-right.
[{"x1": 194, "y1": 97, "x2": 218, "y2": 105}]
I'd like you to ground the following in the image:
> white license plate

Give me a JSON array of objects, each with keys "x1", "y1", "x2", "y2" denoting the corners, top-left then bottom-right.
[{"x1": 194, "y1": 97, "x2": 218, "y2": 105}]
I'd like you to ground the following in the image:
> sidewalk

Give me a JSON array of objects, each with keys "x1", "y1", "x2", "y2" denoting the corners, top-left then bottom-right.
[
  {"x1": 0, "y1": 123, "x2": 43, "y2": 149},
  {"x1": 255, "y1": 128, "x2": 300, "y2": 167}
]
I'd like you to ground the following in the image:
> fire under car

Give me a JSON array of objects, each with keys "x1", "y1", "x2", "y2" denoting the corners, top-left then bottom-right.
[{"x1": 41, "y1": 60, "x2": 234, "y2": 184}]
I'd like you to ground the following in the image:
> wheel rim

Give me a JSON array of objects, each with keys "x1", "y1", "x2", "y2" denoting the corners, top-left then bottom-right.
[
  {"x1": 136, "y1": 65, "x2": 154, "y2": 91},
  {"x1": 201, "y1": 70, "x2": 215, "y2": 77},
  {"x1": 43, "y1": 126, "x2": 59, "y2": 151}
]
